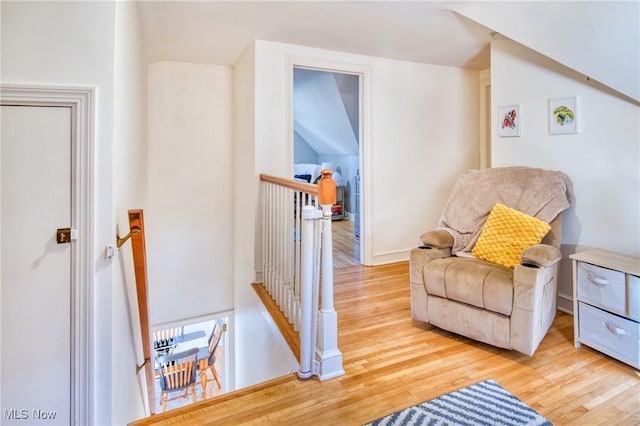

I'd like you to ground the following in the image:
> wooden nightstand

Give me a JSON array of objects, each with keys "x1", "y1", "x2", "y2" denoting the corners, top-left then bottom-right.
[{"x1": 570, "y1": 249, "x2": 640, "y2": 369}]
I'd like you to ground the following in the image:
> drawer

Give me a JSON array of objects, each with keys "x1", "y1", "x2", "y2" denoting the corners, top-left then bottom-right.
[
  {"x1": 630, "y1": 275, "x2": 640, "y2": 322},
  {"x1": 578, "y1": 302, "x2": 640, "y2": 367},
  {"x1": 577, "y1": 261, "x2": 626, "y2": 314}
]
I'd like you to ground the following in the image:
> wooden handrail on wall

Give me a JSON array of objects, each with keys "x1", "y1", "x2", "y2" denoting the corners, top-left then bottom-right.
[{"x1": 127, "y1": 210, "x2": 156, "y2": 416}]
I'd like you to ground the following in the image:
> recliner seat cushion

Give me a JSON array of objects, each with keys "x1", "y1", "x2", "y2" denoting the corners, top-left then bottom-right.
[{"x1": 424, "y1": 257, "x2": 514, "y2": 316}]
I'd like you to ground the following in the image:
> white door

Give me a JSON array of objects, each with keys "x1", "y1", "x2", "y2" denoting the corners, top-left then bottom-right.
[{"x1": 1, "y1": 105, "x2": 72, "y2": 425}]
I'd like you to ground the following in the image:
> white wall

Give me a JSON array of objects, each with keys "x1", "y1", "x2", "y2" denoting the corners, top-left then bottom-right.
[
  {"x1": 231, "y1": 44, "x2": 256, "y2": 391},
  {"x1": 232, "y1": 45, "x2": 257, "y2": 302},
  {"x1": 251, "y1": 40, "x2": 479, "y2": 268},
  {"x1": 367, "y1": 58, "x2": 479, "y2": 260},
  {"x1": 146, "y1": 62, "x2": 233, "y2": 326},
  {"x1": 112, "y1": 1, "x2": 148, "y2": 423},
  {"x1": 231, "y1": 43, "x2": 300, "y2": 392},
  {"x1": 294, "y1": 132, "x2": 320, "y2": 164},
  {"x1": 1, "y1": 2, "x2": 117, "y2": 423},
  {"x1": 454, "y1": 1, "x2": 640, "y2": 103},
  {"x1": 490, "y1": 38, "x2": 640, "y2": 311}
]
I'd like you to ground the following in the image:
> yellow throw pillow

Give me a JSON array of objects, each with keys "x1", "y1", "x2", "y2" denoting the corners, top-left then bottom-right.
[{"x1": 472, "y1": 203, "x2": 551, "y2": 268}]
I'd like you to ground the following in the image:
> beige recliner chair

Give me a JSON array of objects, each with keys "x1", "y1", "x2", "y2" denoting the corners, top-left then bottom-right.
[{"x1": 410, "y1": 166, "x2": 573, "y2": 356}]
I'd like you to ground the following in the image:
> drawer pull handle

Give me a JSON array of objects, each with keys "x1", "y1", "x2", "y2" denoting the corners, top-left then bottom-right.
[
  {"x1": 588, "y1": 273, "x2": 609, "y2": 286},
  {"x1": 602, "y1": 321, "x2": 627, "y2": 336}
]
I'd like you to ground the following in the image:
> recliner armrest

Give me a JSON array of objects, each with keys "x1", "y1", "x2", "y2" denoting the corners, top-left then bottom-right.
[
  {"x1": 420, "y1": 229, "x2": 454, "y2": 249},
  {"x1": 521, "y1": 244, "x2": 561, "y2": 268},
  {"x1": 409, "y1": 245, "x2": 451, "y2": 286}
]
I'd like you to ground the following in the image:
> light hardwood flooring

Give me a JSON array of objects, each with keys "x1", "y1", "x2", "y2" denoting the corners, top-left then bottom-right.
[
  {"x1": 332, "y1": 219, "x2": 360, "y2": 268},
  {"x1": 130, "y1": 262, "x2": 640, "y2": 425}
]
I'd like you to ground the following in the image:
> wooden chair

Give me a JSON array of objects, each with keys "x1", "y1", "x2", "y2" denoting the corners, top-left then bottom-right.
[
  {"x1": 197, "y1": 319, "x2": 224, "y2": 399},
  {"x1": 156, "y1": 347, "x2": 199, "y2": 412}
]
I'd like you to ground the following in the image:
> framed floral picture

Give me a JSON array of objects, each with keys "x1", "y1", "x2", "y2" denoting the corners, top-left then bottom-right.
[
  {"x1": 549, "y1": 96, "x2": 578, "y2": 135},
  {"x1": 498, "y1": 104, "x2": 521, "y2": 137}
]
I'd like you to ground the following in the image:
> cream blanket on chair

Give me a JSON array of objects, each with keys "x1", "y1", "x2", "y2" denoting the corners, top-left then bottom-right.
[{"x1": 438, "y1": 166, "x2": 574, "y2": 255}]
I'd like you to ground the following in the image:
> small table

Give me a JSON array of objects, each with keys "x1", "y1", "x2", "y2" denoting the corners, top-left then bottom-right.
[{"x1": 153, "y1": 330, "x2": 207, "y2": 363}]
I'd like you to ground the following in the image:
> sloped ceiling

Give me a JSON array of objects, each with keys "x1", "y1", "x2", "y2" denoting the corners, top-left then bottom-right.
[
  {"x1": 294, "y1": 69, "x2": 359, "y2": 156},
  {"x1": 137, "y1": 1, "x2": 493, "y2": 69},
  {"x1": 137, "y1": 1, "x2": 639, "y2": 103},
  {"x1": 453, "y1": 1, "x2": 639, "y2": 103}
]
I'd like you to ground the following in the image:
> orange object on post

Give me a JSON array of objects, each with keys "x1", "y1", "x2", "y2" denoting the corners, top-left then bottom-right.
[{"x1": 317, "y1": 169, "x2": 336, "y2": 205}]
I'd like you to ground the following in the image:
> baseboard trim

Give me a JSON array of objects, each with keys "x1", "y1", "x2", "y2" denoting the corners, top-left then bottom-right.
[
  {"x1": 557, "y1": 291, "x2": 574, "y2": 315},
  {"x1": 370, "y1": 249, "x2": 410, "y2": 266}
]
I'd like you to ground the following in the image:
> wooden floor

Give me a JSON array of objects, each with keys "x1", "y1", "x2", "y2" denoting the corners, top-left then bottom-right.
[
  {"x1": 332, "y1": 219, "x2": 359, "y2": 268},
  {"x1": 130, "y1": 262, "x2": 640, "y2": 426}
]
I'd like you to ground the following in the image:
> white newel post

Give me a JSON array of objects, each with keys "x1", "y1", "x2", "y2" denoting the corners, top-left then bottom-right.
[
  {"x1": 316, "y1": 203, "x2": 345, "y2": 380},
  {"x1": 297, "y1": 169, "x2": 344, "y2": 381},
  {"x1": 298, "y1": 204, "x2": 318, "y2": 379},
  {"x1": 316, "y1": 170, "x2": 345, "y2": 381}
]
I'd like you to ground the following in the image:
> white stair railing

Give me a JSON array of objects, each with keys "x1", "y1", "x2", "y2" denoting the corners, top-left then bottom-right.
[
  {"x1": 259, "y1": 172, "x2": 344, "y2": 381},
  {"x1": 261, "y1": 174, "x2": 317, "y2": 330}
]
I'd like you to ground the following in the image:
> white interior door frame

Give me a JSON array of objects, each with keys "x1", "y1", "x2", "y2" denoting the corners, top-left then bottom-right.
[
  {"x1": 1, "y1": 84, "x2": 95, "y2": 425},
  {"x1": 479, "y1": 69, "x2": 491, "y2": 169},
  {"x1": 285, "y1": 56, "x2": 372, "y2": 265}
]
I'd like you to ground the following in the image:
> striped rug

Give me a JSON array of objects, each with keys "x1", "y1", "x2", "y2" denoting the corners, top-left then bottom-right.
[{"x1": 365, "y1": 379, "x2": 552, "y2": 426}]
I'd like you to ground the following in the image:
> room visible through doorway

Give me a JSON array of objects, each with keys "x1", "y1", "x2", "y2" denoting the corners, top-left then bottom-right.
[
  {"x1": 292, "y1": 67, "x2": 362, "y2": 266},
  {"x1": 152, "y1": 317, "x2": 229, "y2": 413}
]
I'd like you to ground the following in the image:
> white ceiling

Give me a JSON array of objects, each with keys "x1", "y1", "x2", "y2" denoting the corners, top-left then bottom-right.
[{"x1": 137, "y1": 1, "x2": 493, "y2": 69}]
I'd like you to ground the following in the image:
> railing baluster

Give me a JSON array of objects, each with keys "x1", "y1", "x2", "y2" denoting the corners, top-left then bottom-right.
[
  {"x1": 298, "y1": 205, "x2": 318, "y2": 379},
  {"x1": 259, "y1": 173, "x2": 344, "y2": 381}
]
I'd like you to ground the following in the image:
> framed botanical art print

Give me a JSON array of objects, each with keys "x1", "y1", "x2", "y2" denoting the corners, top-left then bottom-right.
[
  {"x1": 549, "y1": 96, "x2": 578, "y2": 135},
  {"x1": 498, "y1": 104, "x2": 521, "y2": 137}
]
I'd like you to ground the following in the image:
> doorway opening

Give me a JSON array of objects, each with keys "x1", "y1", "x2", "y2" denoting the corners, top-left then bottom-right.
[
  {"x1": 292, "y1": 66, "x2": 362, "y2": 267},
  {"x1": 151, "y1": 316, "x2": 230, "y2": 413}
]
